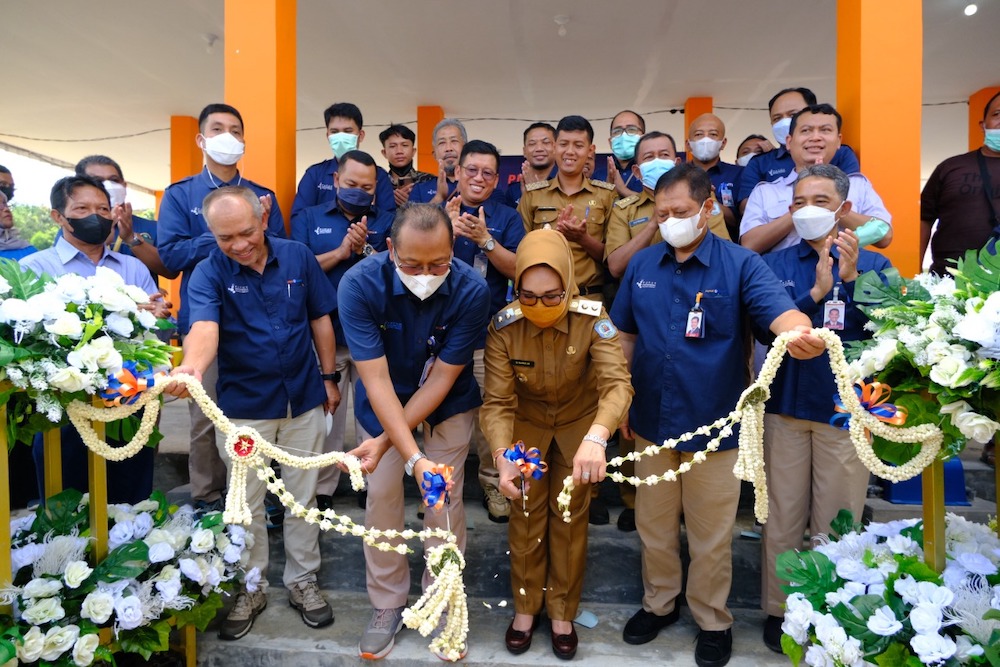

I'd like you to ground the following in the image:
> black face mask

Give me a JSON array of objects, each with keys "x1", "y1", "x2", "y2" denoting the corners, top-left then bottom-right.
[
  {"x1": 0, "y1": 185, "x2": 13, "y2": 201},
  {"x1": 66, "y1": 213, "x2": 114, "y2": 245}
]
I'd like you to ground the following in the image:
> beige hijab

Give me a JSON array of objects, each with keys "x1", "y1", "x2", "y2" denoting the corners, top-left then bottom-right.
[{"x1": 514, "y1": 228, "x2": 578, "y2": 324}]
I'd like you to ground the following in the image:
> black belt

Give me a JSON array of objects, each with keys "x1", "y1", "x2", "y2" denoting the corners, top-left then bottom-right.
[{"x1": 578, "y1": 285, "x2": 604, "y2": 296}]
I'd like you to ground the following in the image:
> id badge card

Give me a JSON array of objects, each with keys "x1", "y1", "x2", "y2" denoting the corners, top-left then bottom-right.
[
  {"x1": 823, "y1": 300, "x2": 845, "y2": 330},
  {"x1": 419, "y1": 355, "x2": 436, "y2": 387},
  {"x1": 685, "y1": 291, "x2": 705, "y2": 339}
]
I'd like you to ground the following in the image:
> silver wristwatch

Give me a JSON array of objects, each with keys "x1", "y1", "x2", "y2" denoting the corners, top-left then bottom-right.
[
  {"x1": 479, "y1": 237, "x2": 496, "y2": 252},
  {"x1": 404, "y1": 451, "x2": 427, "y2": 477}
]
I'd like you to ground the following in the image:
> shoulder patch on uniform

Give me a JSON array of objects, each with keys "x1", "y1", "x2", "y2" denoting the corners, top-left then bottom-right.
[
  {"x1": 568, "y1": 299, "x2": 602, "y2": 317},
  {"x1": 494, "y1": 306, "x2": 525, "y2": 330},
  {"x1": 594, "y1": 318, "x2": 618, "y2": 338},
  {"x1": 525, "y1": 179, "x2": 550, "y2": 192},
  {"x1": 590, "y1": 179, "x2": 616, "y2": 190},
  {"x1": 614, "y1": 194, "x2": 640, "y2": 209}
]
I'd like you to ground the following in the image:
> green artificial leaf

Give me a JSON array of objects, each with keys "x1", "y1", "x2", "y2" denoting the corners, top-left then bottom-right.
[
  {"x1": 198, "y1": 512, "x2": 224, "y2": 531},
  {"x1": 872, "y1": 438, "x2": 923, "y2": 466},
  {"x1": 781, "y1": 632, "x2": 803, "y2": 667},
  {"x1": 90, "y1": 540, "x2": 150, "y2": 583},
  {"x1": 777, "y1": 550, "x2": 842, "y2": 609},
  {"x1": 952, "y1": 243, "x2": 1000, "y2": 294},
  {"x1": 116, "y1": 619, "x2": 171, "y2": 660},
  {"x1": 0, "y1": 638, "x2": 15, "y2": 664},
  {"x1": 899, "y1": 524, "x2": 925, "y2": 550},
  {"x1": 831, "y1": 596, "x2": 893, "y2": 654},
  {"x1": 875, "y1": 642, "x2": 912, "y2": 667},
  {"x1": 32, "y1": 488, "x2": 87, "y2": 536},
  {"x1": 983, "y1": 609, "x2": 1000, "y2": 621},
  {"x1": 829, "y1": 509, "x2": 861, "y2": 539},
  {"x1": 148, "y1": 490, "x2": 171, "y2": 526},
  {"x1": 172, "y1": 591, "x2": 224, "y2": 631},
  {"x1": 0, "y1": 258, "x2": 52, "y2": 299},
  {"x1": 0, "y1": 338, "x2": 34, "y2": 366}
]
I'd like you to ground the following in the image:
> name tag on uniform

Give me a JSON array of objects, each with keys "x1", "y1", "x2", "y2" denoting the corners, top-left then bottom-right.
[
  {"x1": 510, "y1": 359, "x2": 535, "y2": 367},
  {"x1": 628, "y1": 216, "x2": 649, "y2": 227}
]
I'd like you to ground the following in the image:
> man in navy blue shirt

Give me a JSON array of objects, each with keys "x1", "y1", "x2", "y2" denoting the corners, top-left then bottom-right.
[
  {"x1": 610, "y1": 164, "x2": 826, "y2": 667},
  {"x1": 505, "y1": 122, "x2": 557, "y2": 208},
  {"x1": 167, "y1": 186, "x2": 339, "y2": 641},
  {"x1": 593, "y1": 110, "x2": 646, "y2": 196},
  {"x1": 291, "y1": 102, "x2": 396, "y2": 220},
  {"x1": 75, "y1": 155, "x2": 178, "y2": 283},
  {"x1": 737, "y1": 87, "x2": 860, "y2": 212},
  {"x1": 757, "y1": 164, "x2": 891, "y2": 652},
  {"x1": 291, "y1": 150, "x2": 388, "y2": 510},
  {"x1": 159, "y1": 103, "x2": 287, "y2": 515},
  {"x1": 338, "y1": 204, "x2": 490, "y2": 660},
  {"x1": 444, "y1": 139, "x2": 524, "y2": 523},
  {"x1": 685, "y1": 114, "x2": 743, "y2": 240},
  {"x1": 408, "y1": 118, "x2": 467, "y2": 205}
]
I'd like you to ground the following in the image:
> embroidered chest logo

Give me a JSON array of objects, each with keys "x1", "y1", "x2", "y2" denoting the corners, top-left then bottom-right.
[
  {"x1": 190, "y1": 206, "x2": 202, "y2": 216},
  {"x1": 781, "y1": 280, "x2": 796, "y2": 288},
  {"x1": 314, "y1": 227, "x2": 333, "y2": 235},
  {"x1": 227, "y1": 284, "x2": 249, "y2": 294},
  {"x1": 636, "y1": 279, "x2": 657, "y2": 289},
  {"x1": 317, "y1": 183, "x2": 333, "y2": 191}
]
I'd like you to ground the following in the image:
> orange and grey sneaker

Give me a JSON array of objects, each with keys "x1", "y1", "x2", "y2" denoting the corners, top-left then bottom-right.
[{"x1": 358, "y1": 606, "x2": 406, "y2": 659}]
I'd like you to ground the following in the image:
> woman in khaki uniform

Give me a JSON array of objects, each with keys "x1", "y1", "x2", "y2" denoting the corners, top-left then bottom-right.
[{"x1": 481, "y1": 229, "x2": 633, "y2": 660}]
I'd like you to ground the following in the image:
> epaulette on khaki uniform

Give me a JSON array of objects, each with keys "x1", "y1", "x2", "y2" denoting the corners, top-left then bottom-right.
[
  {"x1": 494, "y1": 305, "x2": 525, "y2": 330},
  {"x1": 614, "y1": 194, "x2": 640, "y2": 209},
  {"x1": 567, "y1": 299, "x2": 602, "y2": 317},
  {"x1": 589, "y1": 179, "x2": 615, "y2": 190},
  {"x1": 525, "y1": 180, "x2": 549, "y2": 192}
]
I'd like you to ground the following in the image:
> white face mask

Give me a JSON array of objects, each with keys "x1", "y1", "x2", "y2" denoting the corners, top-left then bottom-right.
[
  {"x1": 658, "y1": 206, "x2": 705, "y2": 249},
  {"x1": 103, "y1": 180, "x2": 127, "y2": 208},
  {"x1": 736, "y1": 152, "x2": 755, "y2": 167},
  {"x1": 689, "y1": 137, "x2": 723, "y2": 162},
  {"x1": 791, "y1": 203, "x2": 843, "y2": 241},
  {"x1": 202, "y1": 132, "x2": 245, "y2": 166},
  {"x1": 772, "y1": 117, "x2": 793, "y2": 146},
  {"x1": 396, "y1": 269, "x2": 449, "y2": 301}
]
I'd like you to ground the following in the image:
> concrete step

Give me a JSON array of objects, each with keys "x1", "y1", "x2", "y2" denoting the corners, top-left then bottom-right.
[{"x1": 193, "y1": 588, "x2": 786, "y2": 667}]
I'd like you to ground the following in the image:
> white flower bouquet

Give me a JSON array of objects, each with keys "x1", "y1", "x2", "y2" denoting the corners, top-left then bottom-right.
[
  {"x1": 778, "y1": 511, "x2": 1000, "y2": 666},
  {"x1": 0, "y1": 488, "x2": 252, "y2": 665},
  {"x1": 847, "y1": 244, "x2": 1000, "y2": 462},
  {"x1": 0, "y1": 259, "x2": 177, "y2": 446}
]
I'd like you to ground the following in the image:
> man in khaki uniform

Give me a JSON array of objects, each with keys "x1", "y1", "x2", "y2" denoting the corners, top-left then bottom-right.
[
  {"x1": 518, "y1": 115, "x2": 616, "y2": 303},
  {"x1": 607, "y1": 131, "x2": 728, "y2": 279}
]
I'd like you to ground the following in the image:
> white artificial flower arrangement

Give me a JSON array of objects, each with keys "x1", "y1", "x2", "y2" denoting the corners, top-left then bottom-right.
[
  {"x1": 0, "y1": 489, "x2": 251, "y2": 666},
  {"x1": 0, "y1": 259, "x2": 176, "y2": 445},
  {"x1": 778, "y1": 512, "x2": 1000, "y2": 666}
]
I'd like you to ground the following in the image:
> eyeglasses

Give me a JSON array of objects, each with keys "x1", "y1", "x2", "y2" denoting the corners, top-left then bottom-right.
[
  {"x1": 610, "y1": 125, "x2": 644, "y2": 138},
  {"x1": 461, "y1": 165, "x2": 497, "y2": 181},
  {"x1": 516, "y1": 291, "x2": 566, "y2": 307},
  {"x1": 394, "y1": 256, "x2": 452, "y2": 276}
]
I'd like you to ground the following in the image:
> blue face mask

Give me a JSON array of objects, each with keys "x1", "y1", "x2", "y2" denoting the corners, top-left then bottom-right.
[
  {"x1": 639, "y1": 158, "x2": 676, "y2": 191},
  {"x1": 338, "y1": 187, "x2": 374, "y2": 216},
  {"x1": 328, "y1": 133, "x2": 358, "y2": 160},
  {"x1": 611, "y1": 133, "x2": 640, "y2": 161}
]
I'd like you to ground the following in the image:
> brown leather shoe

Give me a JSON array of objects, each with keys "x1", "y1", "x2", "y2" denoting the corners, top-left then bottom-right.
[
  {"x1": 505, "y1": 616, "x2": 539, "y2": 655},
  {"x1": 551, "y1": 624, "x2": 578, "y2": 660}
]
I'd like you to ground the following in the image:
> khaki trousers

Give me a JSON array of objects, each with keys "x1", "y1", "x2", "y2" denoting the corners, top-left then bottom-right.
[
  {"x1": 761, "y1": 414, "x2": 869, "y2": 616},
  {"x1": 188, "y1": 357, "x2": 228, "y2": 502},
  {"x1": 471, "y1": 348, "x2": 499, "y2": 491},
  {"x1": 362, "y1": 411, "x2": 474, "y2": 609},
  {"x1": 219, "y1": 405, "x2": 325, "y2": 588},
  {"x1": 317, "y1": 345, "x2": 362, "y2": 495},
  {"x1": 635, "y1": 439, "x2": 740, "y2": 631},
  {"x1": 508, "y1": 415, "x2": 594, "y2": 621}
]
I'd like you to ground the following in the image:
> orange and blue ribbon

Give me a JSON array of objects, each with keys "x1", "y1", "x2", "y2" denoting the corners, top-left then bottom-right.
[
  {"x1": 503, "y1": 441, "x2": 548, "y2": 480},
  {"x1": 421, "y1": 464, "x2": 454, "y2": 512},
  {"x1": 101, "y1": 362, "x2": 166, "y2": 407},
  {"x1": 831, "y1": 381, "x2": 908, "y2": 431}
]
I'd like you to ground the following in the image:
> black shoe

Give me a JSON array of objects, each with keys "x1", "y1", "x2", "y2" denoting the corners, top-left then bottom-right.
[
  {"x1": 695, "y1": 628, "x2": 733, "y2": 667},
  {"x1": 316, "y1": 495, "x2": 334, "y2": 512},
  {"x1": 617, "y1": 508, "x2": 636, "y2": 532},
  {"x1": 193, "y1": 497, "x2": 224, "y2": 518},
  {"x1": 589, "y1": 498, "x2": 609, "y2": 525},
  {"x1": 622, "y1": 607, "x2": 680, "y2": 645},
  {"x1": 763, "y1": 615, "x2": 783, "y2": 653}
]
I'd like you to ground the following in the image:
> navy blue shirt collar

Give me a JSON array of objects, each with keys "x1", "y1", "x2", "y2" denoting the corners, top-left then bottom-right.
[
  {"x1": 387, "y1": 255, "x2": 455, "y2": 299},
  {"x1": 196, "y1": 166, "x2": 243, "y2": 190},
  {"x1": 658, "y1": 229, "x2": 715, "y2": 268}
]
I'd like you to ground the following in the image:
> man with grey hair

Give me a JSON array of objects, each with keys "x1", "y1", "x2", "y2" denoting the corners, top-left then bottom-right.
[
  {"x1": 166, "y1": 185, "x2": 339, "y2": 641},
  {"x1": 408, "y1": 118, "x2": 468, "y2": 204},
  {"x1": 757, "y1": 163, "x2": 891, "y2": 652}
]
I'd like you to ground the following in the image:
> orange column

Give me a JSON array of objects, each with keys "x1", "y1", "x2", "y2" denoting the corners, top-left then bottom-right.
[
  {"x1": 161, "y1": 117, "x2": 202, "y2": 316},
  {"x1": 684, "y1": 97, "x2": 713, "y2": 140},
  {"x1": 837, "y1": 0, "x2": 922, "y2": 278},
  {"x1": 417, "y1": 105, "x2": 445, "y2": 174},
  {"x1": 224, "y1": 0, "x2": 296, "y2": 234},
  {"x1": 969, "y1": 87, "x2": 1000, "y2": 151}
]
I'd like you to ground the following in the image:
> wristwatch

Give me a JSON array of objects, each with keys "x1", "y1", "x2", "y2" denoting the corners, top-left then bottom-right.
[
  {"x1": 479, "y1": 237, "x2": 496, "y2": 252},
  {"x1": 360, "y1": 243, "x2": 376, "y2": 257},
  {"x1": 321, "y1": 371, "x2": 342, "y2": 383},
  {"x1": 123, "y1": 234, "x2": 144, "y2": 248},
  {"x1": 404, "y1": 451, "x2": 427, "y2": 477}
]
